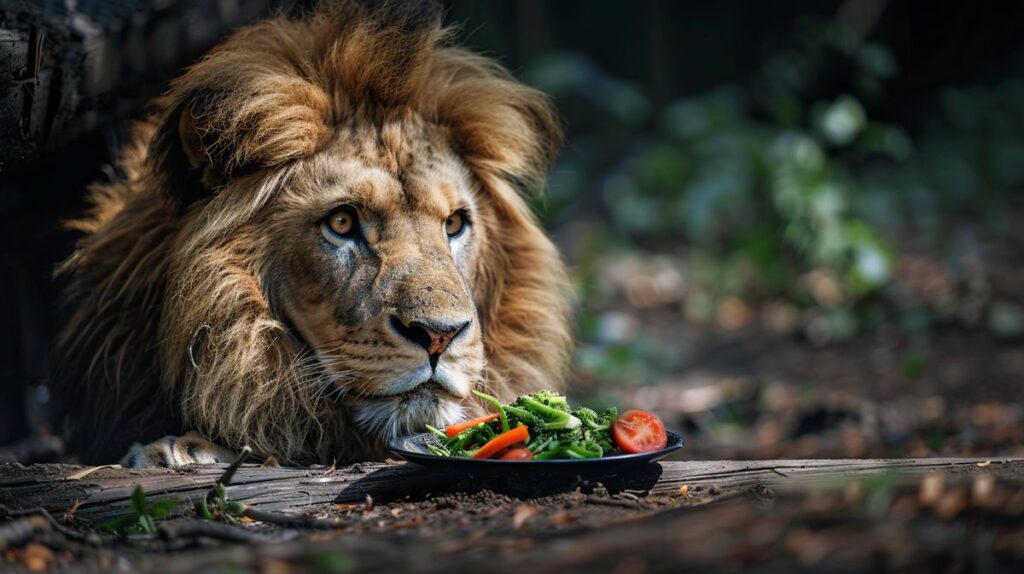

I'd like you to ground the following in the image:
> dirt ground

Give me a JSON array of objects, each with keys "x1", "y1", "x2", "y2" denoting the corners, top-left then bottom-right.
[
  {"x1": 3, "y1": 468, "x2": 1024, "y2": 573},
  {"x1": 582, "y1": 326, "x2": 1024, "y2": 462}
]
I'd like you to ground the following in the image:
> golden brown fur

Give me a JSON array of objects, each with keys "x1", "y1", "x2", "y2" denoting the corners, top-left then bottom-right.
[{"x1": 57, "y1": 1, "x2": 572, "y2": 465}]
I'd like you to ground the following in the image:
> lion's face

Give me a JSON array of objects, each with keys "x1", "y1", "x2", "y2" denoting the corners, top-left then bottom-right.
[
  {"x1": 266, "y1": 120, "x2": 483, "y2": 439},
  {"x1": 58, "y1": 1, "x2": 575, "y2": 465}
]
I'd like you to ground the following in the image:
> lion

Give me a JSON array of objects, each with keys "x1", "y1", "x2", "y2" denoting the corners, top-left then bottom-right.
[{"x1": 55, "y1": 0, "x2": 572, "y2": 467}]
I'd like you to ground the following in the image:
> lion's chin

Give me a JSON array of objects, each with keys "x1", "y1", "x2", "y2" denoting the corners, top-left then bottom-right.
[{"x1": 352, "y1": 387, "x2": 465, "y2": 445}]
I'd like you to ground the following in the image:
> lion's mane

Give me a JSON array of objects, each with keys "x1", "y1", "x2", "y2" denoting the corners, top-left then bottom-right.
[{"x1": 56, "y1": 1, "x2": 572, "y2": 464}]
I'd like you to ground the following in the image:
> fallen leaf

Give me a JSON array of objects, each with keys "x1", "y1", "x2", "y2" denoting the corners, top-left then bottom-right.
[
  {"x1": 550, "y1": 511, "x2": 576, "y2": 526},
  {"x1": 13, "y1": 543, "x2": 53, "y2": 572},
  {"x1": 394, "y1": 516, "x2": 428, "y2": 529},
  {"x1": 935, "y1": 488, "x2": 967, "y2": 521},
  {"x1": 262, "y1": 559, "x2": 293, "y2": 574},
  {"x1": 513, "y1": 505, "x2": 539, "y2": 530},
  {"x1": 786, "y1": 528, "x2": 829, "y2": 566},
  {"x1": 842, "y1": 481, "x2": 864, "y2": 505},
  {"x1": 972, "y1": 474, "x2": 995, "y2": 504},
  {"x1": 65, "y1": 465, "x2": 122, "y2": 481},
  {"x1": 919, "y1": 473, "x2": 944, "y2": 506},
  {"x1": 678, "y1": 485, "x2": 690, "y2": 497}
]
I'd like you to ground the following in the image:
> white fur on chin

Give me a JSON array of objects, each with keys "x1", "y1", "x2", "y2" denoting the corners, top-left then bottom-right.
[{"x1": 354, "y1": 392, "x2": 465, "y2": 445}]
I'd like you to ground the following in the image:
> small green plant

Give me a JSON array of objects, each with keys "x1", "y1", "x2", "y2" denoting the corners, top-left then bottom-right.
[
  {"x1": 195, "y1": 483, "x2": 247, "y2": 522},
  {"x1": 863, "y1": 470, "x2": 896, "y2": 517},
  {"x1": 313, "y1": 552, "x2": 353, "y2": 574},
  {"x1": 101, "y1": 485, "x2": 179, "y2": 534}
]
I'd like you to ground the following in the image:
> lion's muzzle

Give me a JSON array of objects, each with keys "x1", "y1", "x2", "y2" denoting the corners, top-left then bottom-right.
[{"x1": 389, "y1": 317, "x2": 470, "y2": 368}]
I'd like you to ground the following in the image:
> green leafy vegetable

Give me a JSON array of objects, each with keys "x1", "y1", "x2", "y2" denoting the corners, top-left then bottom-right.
[
  {"x1": 430, "y1": 391, "x2": 619, "y2": 460},
  {"x1": 472, "y1": 389, "x2": 510, "y2": 433}
]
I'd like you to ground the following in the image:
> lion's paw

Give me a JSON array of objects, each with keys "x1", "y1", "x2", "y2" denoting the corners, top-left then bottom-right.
[{"x1": 120, "y1": 431, "x2": 236, "y2": 468}]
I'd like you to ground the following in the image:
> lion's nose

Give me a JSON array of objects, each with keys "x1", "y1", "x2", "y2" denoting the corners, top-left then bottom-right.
[{"x1": 390, "y1": 316, "x2": 470, "y2": 368}]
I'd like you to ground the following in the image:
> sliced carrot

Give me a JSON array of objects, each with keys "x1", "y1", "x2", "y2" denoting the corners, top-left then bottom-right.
[
  {"x1": 472, "y1": 425, "x2": 530, "y2": 459},
  {"x1": 445, "y1": 413, "x2": 500, "y2": 438}
]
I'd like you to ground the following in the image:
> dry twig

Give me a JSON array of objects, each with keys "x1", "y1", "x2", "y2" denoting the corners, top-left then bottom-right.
[
  {"x1": 583, "y1": 496, "x2": 647, "y2": 510},
  {"x1": 241, "y1": 507, "x2": 348, "y2": 530},
  {"x1": 206, "y1": 446, "x2": 252, "y2": 505},
  {"x1": 158, "y1": 519, "x2": 293, "y2": 544},
  {"x1": 0, "y1": 505, "x2": 97, "y2": 544}
]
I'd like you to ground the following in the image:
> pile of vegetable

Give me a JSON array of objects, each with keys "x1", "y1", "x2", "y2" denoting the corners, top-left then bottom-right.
[{"x1": 425, "y1": 390, "x2": 668, "y2": 460}]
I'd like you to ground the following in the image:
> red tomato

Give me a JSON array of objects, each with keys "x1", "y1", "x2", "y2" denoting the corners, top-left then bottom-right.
[
  {"x1": 498, "y1": 447, "x2": 534, "y2": 460},
  {"x1": 612, "y1": 410, "x2": 668, "y2": 453}
]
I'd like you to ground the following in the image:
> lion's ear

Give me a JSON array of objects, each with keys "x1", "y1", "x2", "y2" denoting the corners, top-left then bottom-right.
[
  {"x1": 175, "y1": 102, "x2": 226, "y2": 192},
  {"x1": 152, "y1": 70, "x2": 332, "y2": 203},
  {"x1": 178, "y1": 105, "x2": 206, "y2": 171}
]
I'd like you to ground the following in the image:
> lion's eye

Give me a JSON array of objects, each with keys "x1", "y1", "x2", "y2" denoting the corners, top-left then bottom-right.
[
  {"x1": 445, "y1": 211, "x2": 467, "y2": 238},
  {"x1": 322, "y1": 207, "x2": 358, "y2": 242}
]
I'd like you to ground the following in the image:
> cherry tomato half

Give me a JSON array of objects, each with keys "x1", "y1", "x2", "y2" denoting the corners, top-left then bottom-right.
[
  {"x1": 612, "y1": 410, "x2": 668, "y2": 454},
  {"x1": 499, "y1": 447, "x2": 534, "y2": 460}
]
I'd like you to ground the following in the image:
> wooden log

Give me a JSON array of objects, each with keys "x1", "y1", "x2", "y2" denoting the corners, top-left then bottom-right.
[
  {"x1": 0, "y1": 0, "x2": 299, "y2": 170},
  {"x1": 1, "y1": 457, "x2": 1020, "y2": 524}
]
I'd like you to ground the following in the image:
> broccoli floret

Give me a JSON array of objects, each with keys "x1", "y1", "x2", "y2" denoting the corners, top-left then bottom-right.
[
  {"x1": 528, "y1": 426, "x2": 582, "y2": 447},
  {"x1": 505, "y1": 405, "x2": 542, "y2": 427},
  {"x1": 528, "y1": 390, "x2": 571, "y2": 411},
  {"x1": 516, "y1": 395, "x2": 581, "y2": 430},
  {"x1": 575, "y1": 406, "x2": 616, "y2": 431}
]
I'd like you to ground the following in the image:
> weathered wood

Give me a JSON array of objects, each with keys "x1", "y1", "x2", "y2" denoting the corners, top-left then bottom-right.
[
  {"x1": 101, "y1": 486, "x2": 1024, "y2": 574},
  {"x1": 0, "y1": 0, "x2": 299, "y2": 170},
  {"x1": 1, "y1": 457, "x2": 1020, "y2": 523}
]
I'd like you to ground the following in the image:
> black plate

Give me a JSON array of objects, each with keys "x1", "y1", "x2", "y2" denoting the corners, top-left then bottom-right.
[{"x1": 389, "y1": 431, "x2": 684, "y2": 475}]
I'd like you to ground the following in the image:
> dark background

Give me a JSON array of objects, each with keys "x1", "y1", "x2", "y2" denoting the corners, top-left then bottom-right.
[{"x1": 1, "y1": 0, "x2": 1022, "y2": 460}]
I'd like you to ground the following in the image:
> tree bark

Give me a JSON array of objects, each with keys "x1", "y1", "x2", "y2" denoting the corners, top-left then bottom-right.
[{"x1": 0, "y1": 0, "x2": 298, "y2": 171}]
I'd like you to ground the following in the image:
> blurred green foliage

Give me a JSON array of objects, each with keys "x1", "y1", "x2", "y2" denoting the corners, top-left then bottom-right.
[{"x1": 524, "y1": 19, "x2": 1024, "y2": 353}]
